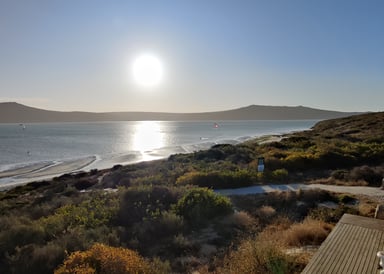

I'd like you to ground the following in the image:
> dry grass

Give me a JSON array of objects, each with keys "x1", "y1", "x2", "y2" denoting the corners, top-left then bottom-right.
[
  {"x1": 222, "y1": 238, "x2": 281, "y2": 273},
  {"x1": 282, "y1": 219, "x2": 333, "y2": 247},
  {"x1": 221, "y1": 210, "x2": 256, "y2": 228},
  {"x1": 218, "y1": 232, "x2": 302, "y2": 274},
  {"x1": 309, "y1": 177, "x2": 369, "y2": 186},
  {"x1": 358, "y1": 203, "x2": 376, "y2": 216},
  {"x1": 258, "y1": 217, "x2": 292, "y2": 239},
  {"x1": 256, "y1": 205, "x2": 276, "y2": 221},
  {"x1": 336, "y1": 180, "x2": 368, "y2": 186},
  {"x1": 358, "y1": 200, "x2": 377, "y2": 217},
  {"x1": 202, "y1": 217, "x2": 334, "y2": 273}
]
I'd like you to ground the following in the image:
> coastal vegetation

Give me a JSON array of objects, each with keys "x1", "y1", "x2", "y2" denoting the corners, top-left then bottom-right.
[{"x1": 0, "y1": 112, "x2": 383, "y2": 273}]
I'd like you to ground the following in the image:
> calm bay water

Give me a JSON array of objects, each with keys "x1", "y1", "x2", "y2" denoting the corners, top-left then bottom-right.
[{"x1": 0, "y1": 120, "x2": 317, "y2": 186}]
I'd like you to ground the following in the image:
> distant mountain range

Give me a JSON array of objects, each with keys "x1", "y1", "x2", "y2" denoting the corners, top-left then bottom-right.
[{"x1": 0, "y1": 102, "x2": 360, "y2": 123}]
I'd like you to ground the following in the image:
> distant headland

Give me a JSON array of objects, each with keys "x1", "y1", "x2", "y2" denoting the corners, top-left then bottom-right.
[{"x1": 0, "y1": 102, "x2": 360, "y2": 123}]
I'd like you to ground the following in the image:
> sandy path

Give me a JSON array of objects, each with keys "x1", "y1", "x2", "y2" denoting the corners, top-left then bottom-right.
[
  {"x1": 215, "y1": 183, "x2": 384, "y2": 198},
  {"x1": 306, "y1": 184, "x2": 384, "y2": 198}
]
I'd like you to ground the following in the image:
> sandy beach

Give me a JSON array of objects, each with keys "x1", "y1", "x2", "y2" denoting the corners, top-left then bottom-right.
[
  {"x1": 0, "y1": 162, "x2": 53, "y2": 179},
  {"x1": 0, "y1": 156, "x2": 96, "y2": 190},
  {"x1": 19, "y1": 156, "x2": 97, "y2": 178}
]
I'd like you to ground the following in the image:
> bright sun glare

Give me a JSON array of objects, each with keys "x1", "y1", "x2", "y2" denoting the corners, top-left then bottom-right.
[{"x1": 132, "y1": 54, "x2": 164, "y2": 87}]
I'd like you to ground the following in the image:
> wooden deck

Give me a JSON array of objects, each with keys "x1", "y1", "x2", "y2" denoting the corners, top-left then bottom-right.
[{"x1": 302, "y1": 214, "x2": 384, "y2": 274}]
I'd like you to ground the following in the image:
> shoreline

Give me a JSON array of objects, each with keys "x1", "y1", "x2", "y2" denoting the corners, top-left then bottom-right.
[
  {"x1": 0, "y1": 156, "x2": 97, "y2": 191},
  {"x1": 0, "y1": 134, "x2": 283, "y2": 191}
]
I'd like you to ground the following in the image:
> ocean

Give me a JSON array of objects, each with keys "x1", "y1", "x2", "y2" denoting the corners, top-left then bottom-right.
[{"x1": 0, "y1": 120, "x2": 317, "y2": 188}]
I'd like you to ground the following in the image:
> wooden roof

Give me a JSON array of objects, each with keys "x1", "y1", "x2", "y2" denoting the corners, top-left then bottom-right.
[{"x1": 302, "y1": 214, "x2": 384, "y2": 274}]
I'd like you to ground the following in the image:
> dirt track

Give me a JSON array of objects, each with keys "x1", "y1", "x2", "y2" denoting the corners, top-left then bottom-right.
[{"x1": 216, "y1": 183, "x2": 384, "y2": 200}]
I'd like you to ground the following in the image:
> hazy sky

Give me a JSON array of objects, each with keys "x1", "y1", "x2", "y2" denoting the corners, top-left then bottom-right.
[{"x1": 1, "y1": 0, "x2": 383, "y2": 113}]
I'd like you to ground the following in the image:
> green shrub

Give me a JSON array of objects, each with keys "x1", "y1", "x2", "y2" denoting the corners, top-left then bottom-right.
[
  {"x1": 130, "y1": 174, "x2": 164, "y2": 186},
  {"x1": 171, "y1": 233, "x2": 192, "y2": 254},
  {"x1": 130, "y1": 210, "x2": 184, "y2": 246},
  {"x1": 317, "y1": 150, "x2": 357, "y2": 169},
  {"x1": 331, "y1": 169, "x2": 348, "y2": 180},
  {"x1": 176, "y1": 169, "x2": 256, "y2": 189},
  {"x1": 270, "y1": 169, "x2": 289, "y2": 181},
  {"x1": 39, "y1": 192, "x2": 118, "y2": 240},
  {"x1": 192, "y1": 144, "x2": 253, "y2": 163},
  {"x1": 349, "y1": 165, "x2": 384, "y2": 186},
  {"x1": 156, "y1": 211, "x2": 184, "y2": 235},
  {"x1": 73, "y1": 179, "x2": 97, "y2": 190},
  {"x1": 118, "y1": 185, "x2": 182, "y2": 227},
  {"x1": 309, "y1": 205, "x2": 359, "y2": 223},
  {"x1": 0, "y1": 214, "x2": 31, "y2": 230},
  {"x1": 284, "y1": 152, "x2": 316, "y2": 171},
  {"x1": 338, "y1": 194, "x2": 356, "y2": 204},
  {"x1": 149, "y1": 257, "x2": 171, "y2": 274},
  {"x1": 0, "y1": 223, "x2": 45, "y2": 255},
  {"x1": 8, "y1": 243, "x2": 65, "y2": 274},
  {"x1": 175, "y1": 188, "x2": 233, "y2": 226},
  {"x1": 52, "y1": 227, "x2": 89, "y2": 252}
]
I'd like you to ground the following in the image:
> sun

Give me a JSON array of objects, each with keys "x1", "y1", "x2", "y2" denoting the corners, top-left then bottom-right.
[{"x1": 132, "y1": 54, "x2": 164, "y2": 87}]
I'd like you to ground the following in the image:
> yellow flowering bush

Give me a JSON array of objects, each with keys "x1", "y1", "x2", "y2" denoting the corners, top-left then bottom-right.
[{"x1": 55, "y1": 243, "x2": 150, "y2": 274}]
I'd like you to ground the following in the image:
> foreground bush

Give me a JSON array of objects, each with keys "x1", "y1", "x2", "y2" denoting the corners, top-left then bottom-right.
[
  {"x1": 55, "y1": 243, "x2": 151, "y2": 274},
  {"x1": 118, "y1": 185, "x2": 181, "y2": 227},
  {"x1": 130, "y1": 210, "x2": 184, "y2": 247},
  {"x1": 221, "y1": 236, "x2": 299, "y2": 274},
  {"x1": 282, "y1": 219, "x2": 333, "y2": 247},
  {"x1": 7, "y1": 243, "x2": 65, "y2": 274},
  {"x1": 0, "y1": 222, "x2": 45, "y2": 255},
  {"x1": 309, "y1": 205, "x2": 359, "y2": 223},
  {"x1": 175, "y1": 188, "x2": 233, "y2": 226}
]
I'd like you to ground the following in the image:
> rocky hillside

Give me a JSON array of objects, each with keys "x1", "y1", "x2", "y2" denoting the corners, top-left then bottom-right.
[{"x1": 310, "y1": 112, "x2": 384, "y2": 143}]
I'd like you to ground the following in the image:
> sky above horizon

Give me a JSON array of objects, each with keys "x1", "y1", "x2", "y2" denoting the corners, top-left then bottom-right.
[{"x1": 0, "y1": 0, "x2": 383, "y2": 113}]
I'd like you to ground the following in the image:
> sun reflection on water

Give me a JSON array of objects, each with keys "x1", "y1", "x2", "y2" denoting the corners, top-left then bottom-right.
[{"x1": 131, "y1": 121, "x2": 165, "y2": 154}]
